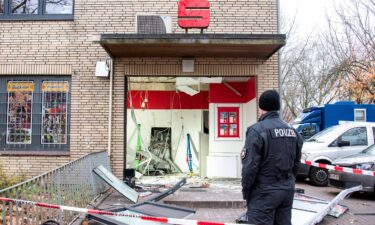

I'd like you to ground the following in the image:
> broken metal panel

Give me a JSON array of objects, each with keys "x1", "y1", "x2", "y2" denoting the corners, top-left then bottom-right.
[
  {"x1": 292, "y1": 185, "x2": 362, "y2": 225},
  {"x1": 304, "y1": 185, "x2": 362, "y2": 225},
  {"x1": 148, "y1": 178, "x2": 187, "y2": 202},
  {"x1": 93, "y1": 165, "x2": 139, "y2": 203},
  {"x1": 88, "y1": 201, "x2": 194, "y2": 225},
  {"x1": 128, "y1": 201, "x2": 195, "y2": 218}
]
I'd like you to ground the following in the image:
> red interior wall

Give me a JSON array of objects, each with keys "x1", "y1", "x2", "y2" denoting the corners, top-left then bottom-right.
[
  {"x1": 127, "y1": 90, "x2": 209, "y2": 109},
  {"x1": 209, "y1": 77, "x2": 256, "y2": 103}
]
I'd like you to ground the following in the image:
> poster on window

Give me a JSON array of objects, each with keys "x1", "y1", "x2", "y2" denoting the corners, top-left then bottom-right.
[
  {"x1": 229, "y1": 112, "x2": 237, "y2": 123},
  {"x1": 41, "y1": 81, "x2": 69, "y2": 144},
  {"x1": 230, "y1": 124, "x2": 238, "y2": 136},
  {"x1": 220, "y1": 112, "x2": 228, "y2": 123},
  {"x1": 220, "y1": 124, "x2": 228, "y2": 136},
  {"x1": 6, "y1": 81, "x2": 34, "y2": 144}
]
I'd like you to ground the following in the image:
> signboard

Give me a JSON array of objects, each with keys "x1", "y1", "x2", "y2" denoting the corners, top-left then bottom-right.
[{"x1": 178, "y1": 0, "x2": 210, "y2": 30}]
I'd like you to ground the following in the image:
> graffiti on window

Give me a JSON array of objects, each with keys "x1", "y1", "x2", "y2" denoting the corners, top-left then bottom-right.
[
  {"x1": 6, "y1": 81, "x2": 34, "y2": 144},
  {"x1": 41, "y1": 81, "x2": 69, "y2": 144}
]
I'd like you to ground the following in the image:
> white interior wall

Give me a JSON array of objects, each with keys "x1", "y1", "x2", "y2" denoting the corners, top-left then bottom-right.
[
  {"x1": 207, "y1": 99, "x2": 257, "y2": 178},
  {"x1": 126, "y1": 109, "x2": 202, "y2": 173}
]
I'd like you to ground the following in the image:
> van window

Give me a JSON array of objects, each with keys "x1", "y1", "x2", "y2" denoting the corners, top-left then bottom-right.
[
  {"x1": 354, "y1": 109, "x2": 366, "y2": 122},
  {"x1": 330, "y1": 127, "x2": 368, "y2": 147},
  {"x1": 301, "y1": 125, "x2": 316, "y2": 140}
]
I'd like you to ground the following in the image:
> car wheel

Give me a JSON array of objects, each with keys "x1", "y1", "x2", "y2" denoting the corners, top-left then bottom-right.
[{"x1": 309, "y1": 167, "x2": 328, "y2": 186}]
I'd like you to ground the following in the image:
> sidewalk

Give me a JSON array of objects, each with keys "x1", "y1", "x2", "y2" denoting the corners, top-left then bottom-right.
[{"x1": 91, "y1": 176, "x2": 373, "y2": 225}]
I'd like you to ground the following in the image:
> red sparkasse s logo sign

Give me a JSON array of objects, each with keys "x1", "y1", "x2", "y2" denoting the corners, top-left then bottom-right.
[{"x1": 178, "y1": 0, "x2": 210, "y2": 29}]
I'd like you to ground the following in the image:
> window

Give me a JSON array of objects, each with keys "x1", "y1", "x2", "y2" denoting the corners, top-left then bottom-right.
[
  {"x1": 0, "y1": 0, "x2": 73, "y2": 20},
  {"x1": 217, "y1": 107, "x2": 239, "y2": 138},
  {"x1": 300, "y1": 125, "x2": 316, "y2": 140},
  {"x1": 330, "y1": 127, "x2": 368, "y2": 147},
  {"x1": 0, "y1": 76, "x2": 71, "y2": 152},
  {"x1": 0, "y1": 0, "x2": 4, "y2": 14},
  {"x1": 373, "y1": 127, "x2": 375, "y2": 143},
  {"x1": 354, "y1": 109, "x2": 366, "y2": 122}
]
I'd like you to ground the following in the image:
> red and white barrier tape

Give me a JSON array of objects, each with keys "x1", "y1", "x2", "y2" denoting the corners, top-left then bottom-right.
[
  {"x1": 0, "y1": 197, "x2": 238, "y2": 225},
  {"x1": 301, "y1": 160, "x2": 375, "y2": 176}
]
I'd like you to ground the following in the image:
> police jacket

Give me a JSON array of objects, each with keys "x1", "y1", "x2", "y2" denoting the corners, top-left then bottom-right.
[{"x1": 241, "y1": 111, "x2": 303, "y2": 198}]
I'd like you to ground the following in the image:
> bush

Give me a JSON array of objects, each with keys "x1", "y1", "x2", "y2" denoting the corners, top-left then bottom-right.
[{"x1": 0, "y1": 164, "x2": 25, "y2": 190}]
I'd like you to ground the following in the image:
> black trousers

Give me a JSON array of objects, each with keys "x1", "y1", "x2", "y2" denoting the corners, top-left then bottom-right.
[{"x1": 245, "y1": 188, "x2": 294, "y2": 225}]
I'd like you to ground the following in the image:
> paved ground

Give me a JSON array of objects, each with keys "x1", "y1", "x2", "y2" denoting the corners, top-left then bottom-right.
[
  {"x1": 188, "y1": 180, "x2": 375, "y2": 225},
  {"x1": 298, "y1": 181, "x2": 375, "y2": 225},
  {"x1": 93, "y1": 177, "x2": 375, "y2": 225}
]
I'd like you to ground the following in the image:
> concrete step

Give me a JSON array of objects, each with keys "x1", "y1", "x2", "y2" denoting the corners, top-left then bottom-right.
[{"x1": 163, "y1": 187, "x2": 246, "y2": 208}]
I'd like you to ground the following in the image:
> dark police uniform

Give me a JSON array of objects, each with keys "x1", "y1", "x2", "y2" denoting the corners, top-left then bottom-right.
[{"x1": 241, "y1": 111, "x2": 303, "y2": 225}]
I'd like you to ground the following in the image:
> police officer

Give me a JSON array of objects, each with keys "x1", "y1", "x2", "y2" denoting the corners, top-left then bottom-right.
[{"x1": 240, "y1": 90, "x2": 303, "y2": 225}]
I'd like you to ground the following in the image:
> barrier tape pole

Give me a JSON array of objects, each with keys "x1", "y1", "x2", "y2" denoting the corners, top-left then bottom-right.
[
  {"x1": 0, "y1": 197, "x2": 238, "y2": 225},
  {"x1": 301, "y1": 160, "x2": 375, "y2": 176}
]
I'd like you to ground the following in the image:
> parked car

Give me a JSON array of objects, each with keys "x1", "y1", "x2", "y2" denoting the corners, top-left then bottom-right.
[
  {"x1": 329, "y1": 144, "x2": 375, "y2": 193},
  {"x1": 298, "y1": 122, "x2": 375, "y2": 186}
]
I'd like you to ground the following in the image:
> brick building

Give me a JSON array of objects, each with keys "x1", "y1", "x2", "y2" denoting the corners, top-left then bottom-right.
[{"x1": 0, "y1": 0, "x2": 284, "y2": 179}]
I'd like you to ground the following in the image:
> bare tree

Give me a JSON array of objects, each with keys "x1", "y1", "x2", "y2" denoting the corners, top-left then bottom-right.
[
  {"x1": 325, "y1": 0, "x2": 375, "y2": 103},
  {"x1": 280, "y1": 6, "x2": 341, "y2": 119},
  {"x1": 282, "y1": 37, "x2": 342, "y2": 118}
]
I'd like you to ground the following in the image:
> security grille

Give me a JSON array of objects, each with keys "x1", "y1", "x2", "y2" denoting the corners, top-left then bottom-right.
[{"x1": 0, "y1": 76, "x2": 71, "y2": 151}]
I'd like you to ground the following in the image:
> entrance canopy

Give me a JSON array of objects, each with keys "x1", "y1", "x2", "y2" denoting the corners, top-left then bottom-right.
[{"x1": 99, "y1": 34, "x2": 285, "y2": 59}]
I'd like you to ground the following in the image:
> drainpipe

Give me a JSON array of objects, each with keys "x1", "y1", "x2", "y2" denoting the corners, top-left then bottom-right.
[
  {"x1": 124, "y1": 76, "x2": 128, "y2": 180},
  {"x1": 107, "y1": 58, "x2": 114, "y2": 157},
  {"x1": 277, "y1": 0, "x2": 283, "y2": 116}
]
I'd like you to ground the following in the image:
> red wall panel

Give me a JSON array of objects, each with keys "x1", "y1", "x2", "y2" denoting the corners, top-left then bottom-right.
[
  {"x1": 127, "y1": 90, "x2": 209, "y2": 109},
  {"x1": 209, "y1": 77, "x2": 256, "y2": 103}
]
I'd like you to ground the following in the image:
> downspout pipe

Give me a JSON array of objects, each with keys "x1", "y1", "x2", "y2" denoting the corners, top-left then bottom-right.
[
  {"x1": 107, "y1": 58, "x2": 114, "y2": 157},
  {"x1": 277, "y1": 0, "x2": 283, "y2": 116}
]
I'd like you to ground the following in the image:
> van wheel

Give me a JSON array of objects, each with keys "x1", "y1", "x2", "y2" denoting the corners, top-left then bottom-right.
[{"x1": 309, "y1": 167, "x2": 328, "y2": 186}]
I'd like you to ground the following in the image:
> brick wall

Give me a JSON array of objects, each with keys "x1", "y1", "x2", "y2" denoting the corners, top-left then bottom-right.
[{"x1": 0, "y1": 0, "x2": 278, "y2": 178}]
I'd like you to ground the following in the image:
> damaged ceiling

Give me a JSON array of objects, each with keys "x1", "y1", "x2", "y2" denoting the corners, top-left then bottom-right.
[{"x1": 129, "y1": 76, "x2": 251, "y2": 92}]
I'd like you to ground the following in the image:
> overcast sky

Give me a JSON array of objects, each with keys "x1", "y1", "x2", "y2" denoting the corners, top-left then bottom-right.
[{"x1": 280, "y1": 0, "x2": 339, "y2": 37}]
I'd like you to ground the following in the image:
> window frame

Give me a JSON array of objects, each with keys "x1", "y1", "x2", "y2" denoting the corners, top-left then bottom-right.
[
  {"x1": 0, "y1": 0, "x2": 74, "y2": 21},
  {"x1": 329, "y1": 127, "x2": 368, "y2": 147},
  {"x1": 217, "y1": 106, "x2": 240, "y2": 138},
  {"x1": 0, "y1": 76, "x2": 71, "y2": 154},
  {"x1": 354, "y1": 109, "x2": 366, "y2": 122}
]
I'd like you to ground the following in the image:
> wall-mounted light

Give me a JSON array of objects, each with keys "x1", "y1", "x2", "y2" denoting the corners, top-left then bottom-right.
[
  {"x1": 182, "y1": 59, "x2": 195, "y2": 73},
  {"x1": 95, "y1": 61, "x2": 110, "y2": 77}
]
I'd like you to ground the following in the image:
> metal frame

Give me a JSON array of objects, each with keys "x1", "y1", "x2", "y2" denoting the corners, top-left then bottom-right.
[
  {"x1": 88, "y1": 202, "x2": 195, "y2": 225},
  {"x1": 87, "y1": 178, "x2": 194, "y2": 225},
  {"x1": 0, "y1": 151, "x2": 110, "y2": 225},
  {"x1": 0, "y1": 76, "x2": 71, "y2": 152},
  {"x1": 0, "y1": 0, "x2": 74, "y2": 20},
  {"x1": 127, "y1": 201, "x2": 195, "y2": 217},
  {"x1": 147, "y1": 178, "x2": 186, "y2": 202},
  {"x1": 93, "y1": 165, "x2": 139, "y2": 203}
]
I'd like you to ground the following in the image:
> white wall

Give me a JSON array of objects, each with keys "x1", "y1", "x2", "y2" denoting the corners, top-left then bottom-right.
[
  {"x1": 207, "y1": 99, "x2": 257, "y2": 178},
  {"x1": 126, "y1": 109, "x2": 202, "y2": 173}
]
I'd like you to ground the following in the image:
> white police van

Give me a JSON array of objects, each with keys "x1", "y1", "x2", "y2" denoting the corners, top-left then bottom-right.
[{"x1": 297, "y1": 122, "x2": 375, "y2": 186}]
